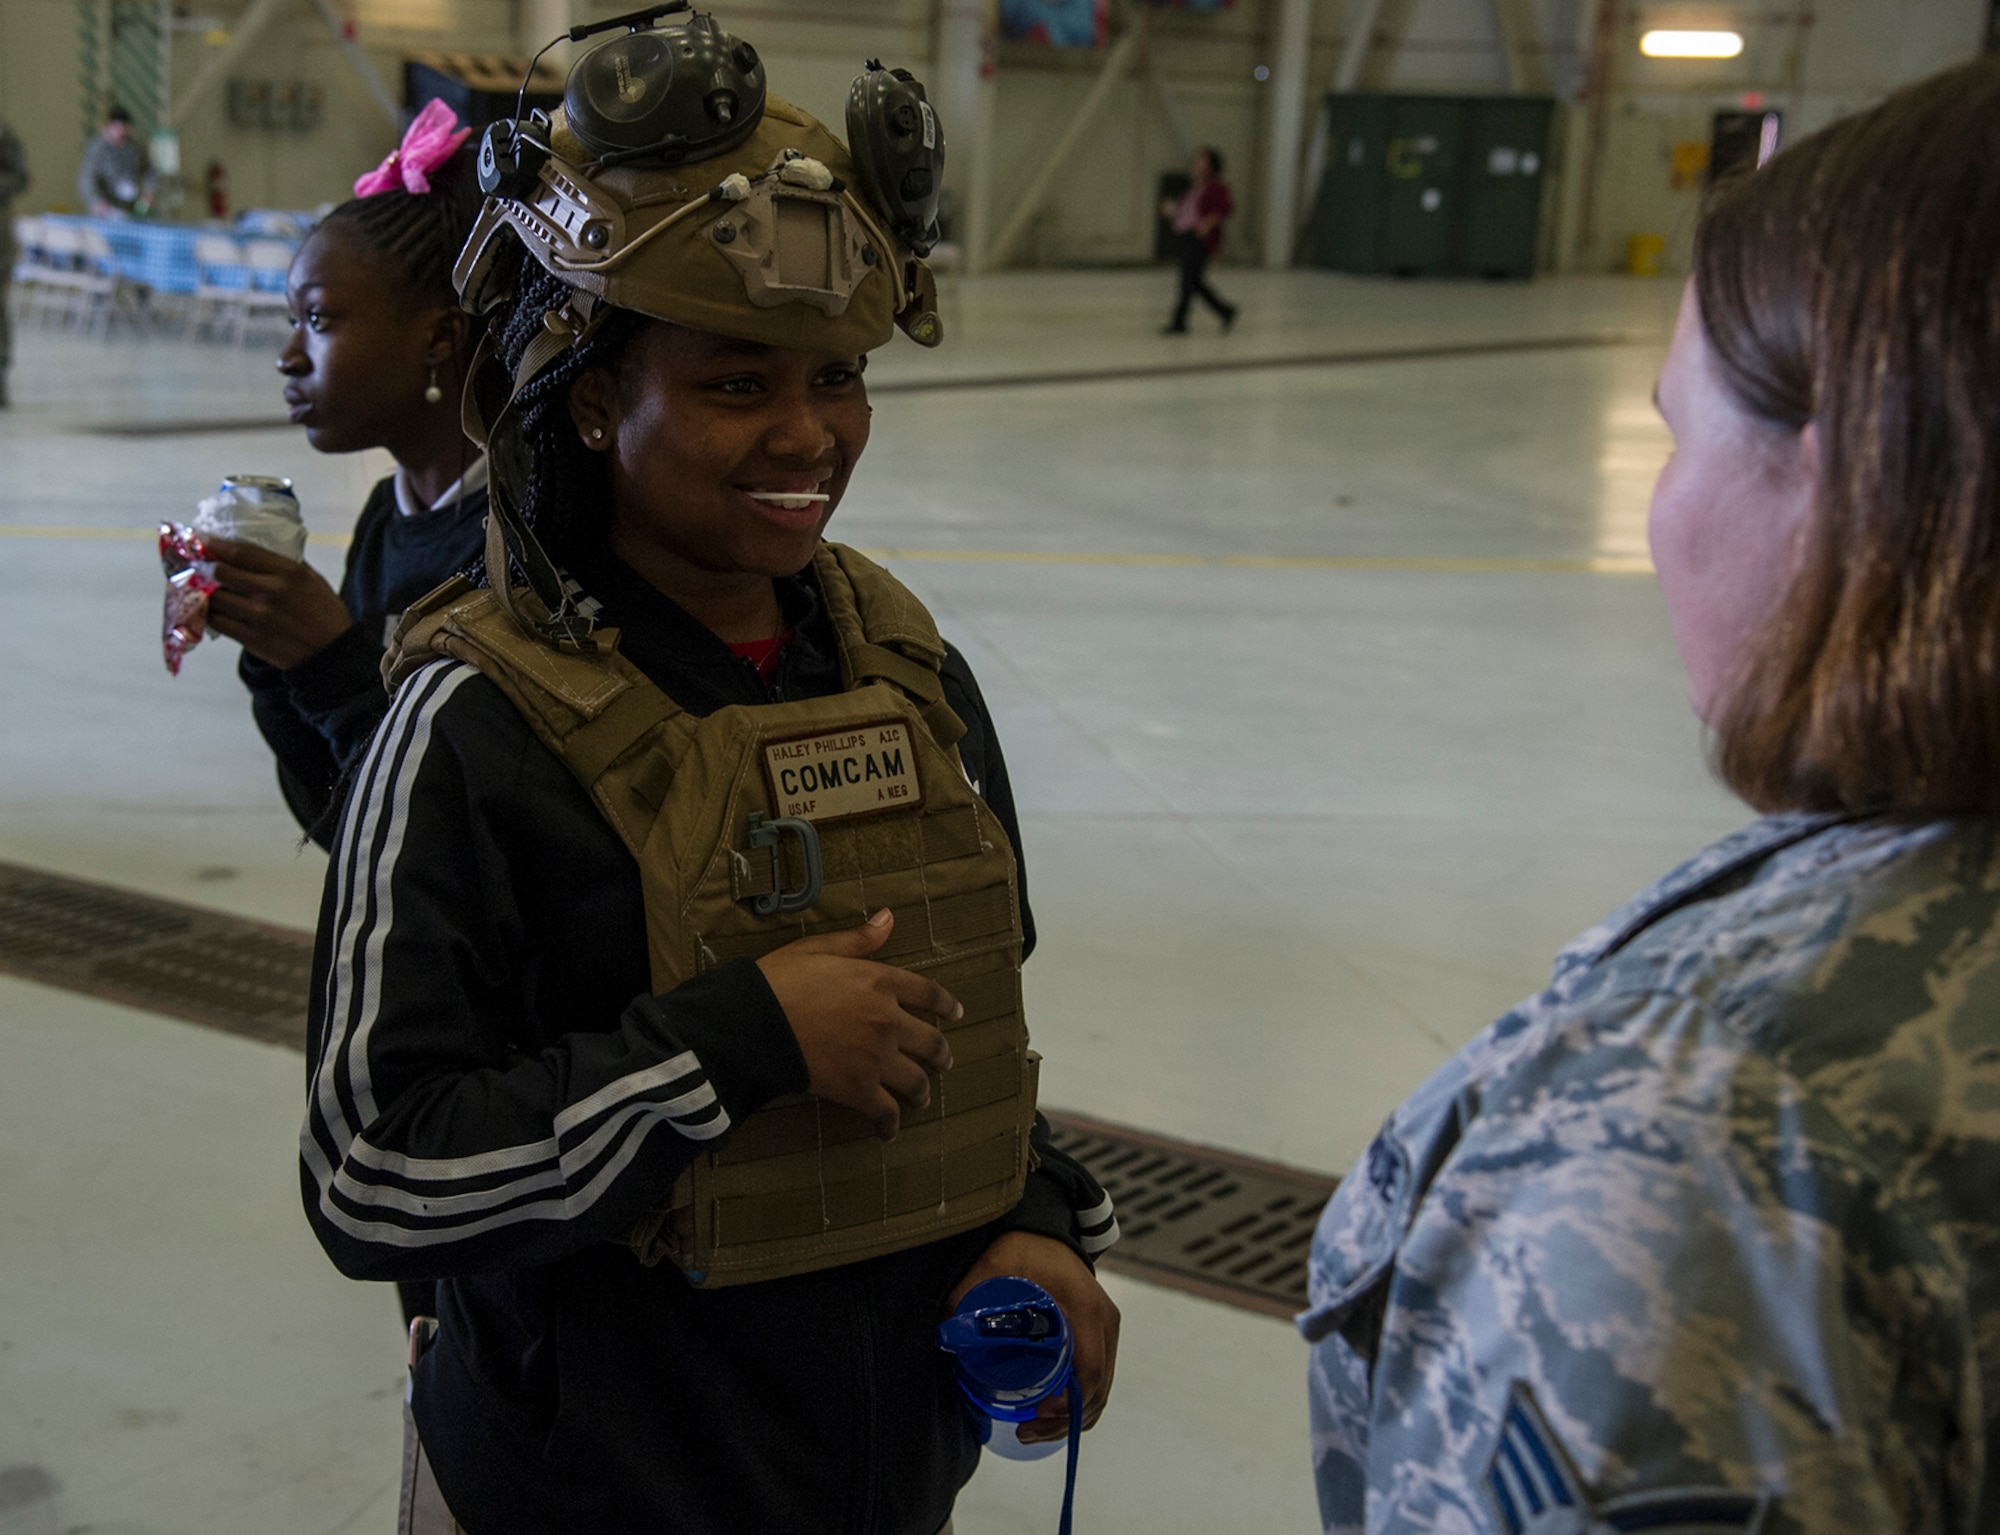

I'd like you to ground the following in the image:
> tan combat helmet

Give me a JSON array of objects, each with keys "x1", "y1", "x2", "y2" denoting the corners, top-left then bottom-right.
[{"x1": 447, "y1": 4, "x2": 946, "y2": 647}]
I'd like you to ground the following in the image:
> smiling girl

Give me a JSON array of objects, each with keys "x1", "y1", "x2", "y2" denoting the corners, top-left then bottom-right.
[
  {"x1": 204, "y1": 103, "x2": 487, "y2": 848},
  {"x1": 298, "y1": 31, "x2": 1119, "y2": 1535}
]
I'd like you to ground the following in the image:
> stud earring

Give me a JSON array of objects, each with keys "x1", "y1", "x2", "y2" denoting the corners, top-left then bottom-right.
[
  {"x1": 590, "y1": 427, "x2": 606, "y2": 442},
  {"x1": 424, "y1": 364, "x2": 443, "y2": 405}
]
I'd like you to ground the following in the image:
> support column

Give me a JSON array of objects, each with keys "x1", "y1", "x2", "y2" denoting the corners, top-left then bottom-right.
[
  {"x1": 967, "y1": 46, "x2": 998, "y2": 270},
  {"x1": 80, "y1": 0, "x2": 110, "y2": 143},
  {"x1": 934, "y1": 0, "x2": 996, "y2": 268},
  {"x1": 1261, "y1": 0, "x2": 1315, "y2": 269},
  {"x1": 1571, "y1": 0, "x2": 1618, "y2": 267}
]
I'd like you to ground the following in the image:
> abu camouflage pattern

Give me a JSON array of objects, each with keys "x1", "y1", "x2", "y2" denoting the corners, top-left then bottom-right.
[{"x1": 1300, "y1": 812, "x2": 2000, "y2": 1535}]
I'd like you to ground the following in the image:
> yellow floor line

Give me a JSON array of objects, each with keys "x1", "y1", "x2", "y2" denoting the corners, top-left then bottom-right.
[
  {"x1": 867, "y1": 547, "x2": 1211, "y2": 568},
  {"x1": 0, "y1": 524, "x2": 357, "y2": 548},
  {"x1": 859, "y1": 547, "x2": 1656, "y2": 575},
  {"x1": 0, "y1": 524, "x2": 1654, "y2": 574},
  {"x1": 0, "y1": 524, "x2": 155, "y2": 541}
]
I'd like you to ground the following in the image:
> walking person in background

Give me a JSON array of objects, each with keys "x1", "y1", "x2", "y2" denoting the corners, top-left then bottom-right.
[
  {"x1": 0, "y1": 118, "x2": 28, "y2": 407},
  {"x1": 77, "y1": 106, "x2": 151, "y2": 216},
  {"x1": 1302, "y1": 59, "x2": 2000, "y2": 1535},
  {"x1": 1162, "y1": 146, "x2": 1236, "y2": 334}
]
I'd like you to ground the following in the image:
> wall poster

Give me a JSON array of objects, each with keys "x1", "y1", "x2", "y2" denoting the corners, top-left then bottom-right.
[{"x1": 1000, "y1": 0, "x2": 1109, "y2": 47}]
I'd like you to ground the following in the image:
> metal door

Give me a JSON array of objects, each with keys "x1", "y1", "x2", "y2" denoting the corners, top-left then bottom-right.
[
  {"x1": 1459, "y1": 97, "x2": 1554, "y2": 279},
  {"x1": 1305, "y1": 94, "x2": 1390, "y2": 272},
  {"x1": 1377, "y1": 97, "x2": 1465, "y2": 276}
]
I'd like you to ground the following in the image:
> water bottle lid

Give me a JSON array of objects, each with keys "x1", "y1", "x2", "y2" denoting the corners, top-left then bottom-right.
[{"x1": 937, "y1": 1276, "x2": 1074, "y2": 1414}]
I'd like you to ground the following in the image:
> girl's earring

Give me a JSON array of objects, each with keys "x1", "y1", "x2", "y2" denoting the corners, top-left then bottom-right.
[
  {"x1": 424, "y1": 364, "x2": 443, "y2": 406},
  {"x1": 590, "y1": 428, "x2": 606, "y2": 444}
]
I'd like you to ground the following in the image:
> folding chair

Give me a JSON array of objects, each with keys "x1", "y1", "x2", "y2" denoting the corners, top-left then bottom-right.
[
  {"x1": 231, "y1": 238, "x2": 295, "y2": 347},
  {"x1": 28, "y1": 221, "x2": 92, "y2": 328},
  {"x1": 72, "y1": 226, "x2": 124, "y2": 339},
  {"x1": 187, "y1": 233, "x2": 250, "y2": 341},
  {"x1": 8, "y1": 216, "x2": 45, "y2": 324}
]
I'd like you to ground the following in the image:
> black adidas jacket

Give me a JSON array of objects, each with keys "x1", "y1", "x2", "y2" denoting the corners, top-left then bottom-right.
[
  {"x1": 300, "y1": 546, "x2": 1115, "y2": 1535},
  {"x1": 238, "y1": 475, "x2": 489, "y2": 846}
]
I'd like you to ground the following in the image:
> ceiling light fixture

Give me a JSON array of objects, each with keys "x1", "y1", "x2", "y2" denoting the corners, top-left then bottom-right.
[{"x1": 1640, "y1": 29, "x2": 1745, "y2": 58}]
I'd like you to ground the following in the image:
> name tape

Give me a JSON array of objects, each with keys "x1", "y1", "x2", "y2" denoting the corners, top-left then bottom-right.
[{"x1": 763, "y1": 720, "x2": 924, "y2": 824}]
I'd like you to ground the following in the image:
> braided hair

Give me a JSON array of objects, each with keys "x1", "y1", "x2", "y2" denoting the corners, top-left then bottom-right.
[
  {"x1": 477, "y1": 246, "x2": 650, "y2": 581},
  {"x1": 318, "y1": 143, "x2": 485, "y2": 307}
]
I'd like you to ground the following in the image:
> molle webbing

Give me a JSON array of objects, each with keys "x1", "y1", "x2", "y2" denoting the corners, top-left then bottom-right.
[
  {"x1": 384, "y1": 542, "x2": 1036, "y2": 1287},
  {"x1": 658, "y1": 948, "x2": 1035, "y2": 1276},
  {"x1": 815, "y1": 542, "x2": 968, "y2": 754}
]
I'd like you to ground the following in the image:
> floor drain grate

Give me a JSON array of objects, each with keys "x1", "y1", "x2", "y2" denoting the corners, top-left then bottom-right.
[
  {"x1": 0, "y1": 862, "x2": 1342, "y2": 1318},
  {"x1": 1045, "y1": 1110, "x2": 1337, "y2": 1319},
  {"x1": 0, "y1": 862, "x2": 315, "y2": 1051}
]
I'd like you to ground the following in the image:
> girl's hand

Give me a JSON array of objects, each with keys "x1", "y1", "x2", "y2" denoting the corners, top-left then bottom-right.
[
  {"x1": 948, "y1": 1230, "x2": 1121, "y2": 1443},
  {"x1": 204, "y1": 535, "x2": 356, "y2": 670},
  {"x1": 755, "y1": 910, "x2": 959, "y2": 1140}
]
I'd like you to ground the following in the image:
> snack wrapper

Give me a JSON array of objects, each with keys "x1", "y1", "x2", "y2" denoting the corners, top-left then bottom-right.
[
  {"x1": 159, "y1": 523, "x2": 220, "y2": 676},
  {"x1": 159, "y1": 478, "x2": 307, "y2": 675}
]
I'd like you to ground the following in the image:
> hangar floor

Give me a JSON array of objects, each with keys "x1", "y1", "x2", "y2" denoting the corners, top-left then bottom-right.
[{"x1": 0, "y1": 266, "x2": 1737, "y2": 1533}]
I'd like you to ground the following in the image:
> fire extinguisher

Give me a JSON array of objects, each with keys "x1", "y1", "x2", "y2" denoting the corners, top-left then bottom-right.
[{"x1": 206, "y1": 160, "x2": 229, "y2": 220}]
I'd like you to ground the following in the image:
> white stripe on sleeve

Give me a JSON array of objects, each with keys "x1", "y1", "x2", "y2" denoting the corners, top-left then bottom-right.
[{"x1": 300, "y1": 661, "x2": 731, "y2": 1254}]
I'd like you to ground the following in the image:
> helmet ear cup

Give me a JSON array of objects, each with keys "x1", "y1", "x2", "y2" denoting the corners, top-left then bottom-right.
[
  {"x1": 563, "y1": 15, "x2": 765, "y2": 165},
  {"x1": 845, "y1": 62, "x2": 944, "y2": 256}
]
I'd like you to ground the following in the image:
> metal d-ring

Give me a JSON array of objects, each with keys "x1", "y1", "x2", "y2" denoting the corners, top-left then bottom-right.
[{"x1": 747, "y1": 813, "x2": 824, "y2": 916}]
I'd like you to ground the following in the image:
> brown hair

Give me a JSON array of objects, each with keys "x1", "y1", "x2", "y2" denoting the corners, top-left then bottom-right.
[{"x1": 1698, "y1": 59, "x2": 2000, "y2": 815}]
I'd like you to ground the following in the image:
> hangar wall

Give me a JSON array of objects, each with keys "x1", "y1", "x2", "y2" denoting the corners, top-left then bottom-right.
[{"x1": 0, "y1": 0, "x2": 1987, "y2": 276}]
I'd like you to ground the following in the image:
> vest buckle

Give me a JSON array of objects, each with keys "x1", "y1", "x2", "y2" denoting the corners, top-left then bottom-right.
[{"x1": 746, "y1": 813, "x2": 824, "y2": 916}]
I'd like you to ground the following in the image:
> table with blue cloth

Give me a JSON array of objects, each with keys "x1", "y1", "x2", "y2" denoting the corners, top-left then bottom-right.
[{"x1": 37, "y1": 212, "x2": 308, "y2": 295}]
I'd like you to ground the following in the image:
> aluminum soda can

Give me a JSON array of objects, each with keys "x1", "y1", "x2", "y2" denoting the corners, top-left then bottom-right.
[
  {"x1": 193, "y1": 474, "x2": 307, "y2": 561},
  {"x1": 220, "y1": 474, "x2": 297, "y2": 506}
]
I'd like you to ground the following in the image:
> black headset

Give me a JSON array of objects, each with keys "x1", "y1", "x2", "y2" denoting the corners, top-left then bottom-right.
[
  {"x1": 563, "y1": 8, "x2": 764, "y2": 166},
  {"x1": 846, "y1": 61, "x2": 945, "y2": 256},
  {"x1": 479, "y1": 5, "x2": 946, "y2": 258}
]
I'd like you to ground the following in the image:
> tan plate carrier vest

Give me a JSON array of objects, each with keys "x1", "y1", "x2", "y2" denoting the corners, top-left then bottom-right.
[{"x1": 386, "y1": 543, "x2": 1036, "y2": 1287}]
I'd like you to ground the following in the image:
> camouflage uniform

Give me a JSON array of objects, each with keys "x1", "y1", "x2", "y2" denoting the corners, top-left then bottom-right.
[
  {"x1": 0, "y1": 120, "x2": 28, "y2": 396},
  {"x1": 75, "y1": 128, "x2": 147, "y2": 215},
  {"x1": 1300, "y1": 812, "x2": 2000, "y2": 1535}
]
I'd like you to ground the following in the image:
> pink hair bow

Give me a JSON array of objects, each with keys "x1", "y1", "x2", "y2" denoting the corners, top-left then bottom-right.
[{"x1": 354, "y1": 98, "x2": 472, "y2": 197}]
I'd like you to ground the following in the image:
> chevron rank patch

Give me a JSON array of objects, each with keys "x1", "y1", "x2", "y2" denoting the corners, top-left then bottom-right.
[{"x1": 1483, "y1": 1381, "x2": 1772, "y2": 1535}]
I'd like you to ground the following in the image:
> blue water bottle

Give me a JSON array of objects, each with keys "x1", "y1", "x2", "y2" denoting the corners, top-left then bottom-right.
[{"x1": 937, "y1": 1276, "x2": 1083, "y2": 1534}]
